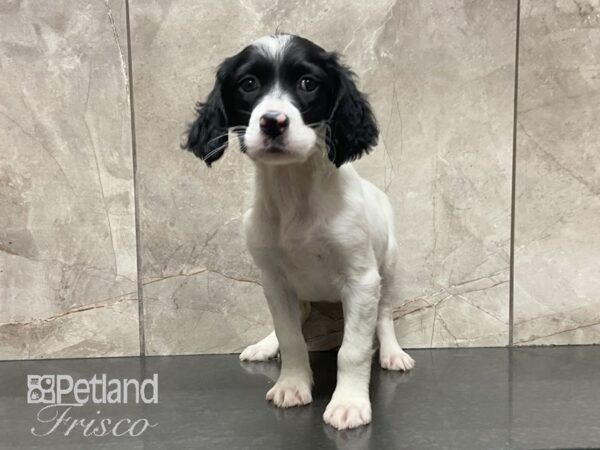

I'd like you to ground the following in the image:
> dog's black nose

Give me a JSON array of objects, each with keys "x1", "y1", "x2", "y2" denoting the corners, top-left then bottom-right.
[{"x1": 260, "y1": 111, "x2": 289, "y2": 138}]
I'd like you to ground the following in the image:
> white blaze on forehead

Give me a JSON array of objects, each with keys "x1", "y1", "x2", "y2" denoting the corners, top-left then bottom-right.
[{"x1": 253, "y1": 34, "x2": 292, "y2": 60}]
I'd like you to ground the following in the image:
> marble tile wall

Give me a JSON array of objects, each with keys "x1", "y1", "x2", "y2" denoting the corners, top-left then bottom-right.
[
  {"x1": 0, "y1": 0, "x2": 139, "y2": 359},
  {"x1": 1, "y1": 0, "x2": 598, "y2": 359},
  {"x1": 513, "y1": 0, "x2": 600, "y2": 345}
]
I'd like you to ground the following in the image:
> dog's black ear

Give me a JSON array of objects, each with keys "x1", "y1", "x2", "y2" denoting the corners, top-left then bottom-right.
[
  {"x1": 182, "y1": 60, "x2": 233, "y2": 166},
  {"x1": 326, "y1": 55, "x2": 379, "y2": 167}
]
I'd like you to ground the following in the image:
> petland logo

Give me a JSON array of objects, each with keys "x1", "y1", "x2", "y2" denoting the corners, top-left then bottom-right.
[{"x1": 27, "y1": 374, "x2": 158, "y2": 437}]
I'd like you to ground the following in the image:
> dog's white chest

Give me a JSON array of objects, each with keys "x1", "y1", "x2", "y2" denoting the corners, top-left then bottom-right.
[{"x1": 277, "y1": 233, "x2": 340, "y2": 302}]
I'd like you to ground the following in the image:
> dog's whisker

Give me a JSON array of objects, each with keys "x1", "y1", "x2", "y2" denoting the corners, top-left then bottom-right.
[
  {"x1": 205, "y1": 127, "x2": 248, "y2": 147},
  {"x1": 205, "y1": 132, "x2": 230, "y2": 146},
  {"x1": 306, "y1": 121, "x2": 330, "y2": 130},
  {"x1": 202, "y1": 142, "x2": 229, "y2": 162}
]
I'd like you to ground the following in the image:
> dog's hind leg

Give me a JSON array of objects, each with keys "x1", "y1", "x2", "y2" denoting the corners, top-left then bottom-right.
[
  {"x1": 239, "y1": 302, "x2": 310, "y2": 362},
  {"x1": 377, "y1": 252, "x2": 415, "y2": 372},
  {"x1": 239, "y1": 330, "x2": 279, "y2": 361}
]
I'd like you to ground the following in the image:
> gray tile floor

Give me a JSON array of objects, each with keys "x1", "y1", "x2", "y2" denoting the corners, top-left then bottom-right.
[{"x1": 1, "y1": 347, "x2": 600, "y2": 449}]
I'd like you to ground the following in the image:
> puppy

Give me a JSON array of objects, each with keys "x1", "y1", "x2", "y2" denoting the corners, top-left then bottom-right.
[{"x1": 183, "y1": 34, "x2": 414, "y2": 430}]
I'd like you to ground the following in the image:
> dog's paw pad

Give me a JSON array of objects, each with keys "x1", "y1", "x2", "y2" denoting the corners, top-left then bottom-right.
[
  {"x1": 266, "y1": 378, "x2": 312, "y2": 408},
  {"x1": 239, "y1": 343, "x2": 278, "y2": 362},
  {"x1": 323, "y1": 397, "x2": 371, "y2": 430},
  {"x1": 380, "y1": 349, "x2": 415, "y2": 371}
]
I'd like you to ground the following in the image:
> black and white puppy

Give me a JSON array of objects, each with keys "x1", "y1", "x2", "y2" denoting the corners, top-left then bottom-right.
[{"x1": 183, "y1": 34, "x2": 414, "y2": 430}]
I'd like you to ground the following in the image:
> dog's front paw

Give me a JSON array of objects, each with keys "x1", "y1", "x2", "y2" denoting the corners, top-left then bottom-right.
[
  {"x1": 379, "y1": 348, "x2": 415, "y2": 371},
  {"x1": 323, "y1": 396, "x2": 371, "y2": 430},
  {"x1": 240, "y1": 342, "x2": 279, "y2": 362},
  {"x1": 266, "y1": 377, "x2": 312, "y2": 408}
]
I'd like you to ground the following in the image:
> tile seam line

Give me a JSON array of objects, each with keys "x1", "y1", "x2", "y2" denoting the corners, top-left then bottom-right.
[
  {"x1": 509, "y1": 0, "x2": 521, "y2": 347},
  {"x1": 125, "y1": 0, "x2": 145, "y2": 357}
]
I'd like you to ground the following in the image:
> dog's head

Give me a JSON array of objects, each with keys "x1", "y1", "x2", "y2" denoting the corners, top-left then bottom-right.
[{"x1": 183, "y1": 34, "x2": 378, "y2": 167}]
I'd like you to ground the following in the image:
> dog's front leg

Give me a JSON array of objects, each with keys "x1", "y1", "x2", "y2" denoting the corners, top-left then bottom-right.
[
  {"x1": 261, "y1": 269, "x2": 313, "y2": 408},
  {"x1": 323, "y1": 269, "x2": 380, "y2": 429}
]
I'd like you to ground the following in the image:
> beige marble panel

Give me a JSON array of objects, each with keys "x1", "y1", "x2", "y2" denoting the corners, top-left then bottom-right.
[
  {"x1": 133, "y1": 0, "x2": 515, "y2": 354},
  {"x1": 0, "y1": 0, "x2": 139, "y2": 359},
  {"x1": 352, "y1": 1, "x2": 516, "y2": 348},
  {"x1": 513, "y1": 0, "x2": 600, "y2": 345}
]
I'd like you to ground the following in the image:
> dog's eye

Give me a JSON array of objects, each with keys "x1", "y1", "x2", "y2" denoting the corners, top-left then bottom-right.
[
  {"x1": 239, "y1": 76, "x2": 259, "y2": 93},
  {"x1": 298, "y1": 76, "x2": 319, "y2": 92}
]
